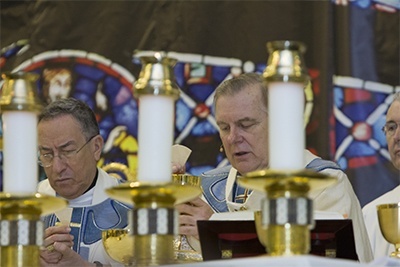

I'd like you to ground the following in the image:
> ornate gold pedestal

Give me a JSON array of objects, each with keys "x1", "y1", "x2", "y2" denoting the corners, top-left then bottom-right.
[
  {"x1": 106, "y1": 181, "x2": 201, "y2": 266},
  {"x1": 0, "y1": 193, "x2": 67, "y2": 267},
  {"x1": 238, "y1": 169, "x2": 336, "y2": 256}
]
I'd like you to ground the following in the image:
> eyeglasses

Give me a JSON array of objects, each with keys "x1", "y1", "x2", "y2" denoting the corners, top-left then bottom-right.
[
  {"x1": 382, "y1": 122, "x2": 400, "y2": 137},
  {"x1": 38, "y1": 135, "x2": 97, "y2": 168}
]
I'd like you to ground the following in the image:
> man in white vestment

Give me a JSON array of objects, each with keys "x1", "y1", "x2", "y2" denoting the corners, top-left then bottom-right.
[
  {"x1": 37, "y1": 98, "x2": 130, "y2": 267},
  {"x1": 363, "y1": 91, "x2": 400, "y2": 259},
  {"x1": 176, "y1": 73, "x2": 373, "y2": 263}
]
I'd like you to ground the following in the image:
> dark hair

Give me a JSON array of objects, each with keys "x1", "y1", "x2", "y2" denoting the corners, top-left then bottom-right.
[
  {"x1": 213, "y1": 73, "x2": 268, "y2": 110},
  {"x1": 38, "y1": 98, "x2": 99, "y2": 139}
]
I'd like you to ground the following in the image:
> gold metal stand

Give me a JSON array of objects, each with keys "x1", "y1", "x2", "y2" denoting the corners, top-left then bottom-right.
[
  {"x1": 0, "y1": 193, "x2": 67, "y2": 267},
  {"x1": 106, "y1": 181, "x2": 201, "y2": 266},
  {"x1": 239, "y1": 169, "x2": 336, "y2": 256}
]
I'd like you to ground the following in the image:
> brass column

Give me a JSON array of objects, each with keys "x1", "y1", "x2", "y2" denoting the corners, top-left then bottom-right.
[
  {"x1": 105, "y1": 53, "x2": 201, "y2": 266},
  {"x1": 0, "y1": 72, "x2": 67, "y2": 267}
]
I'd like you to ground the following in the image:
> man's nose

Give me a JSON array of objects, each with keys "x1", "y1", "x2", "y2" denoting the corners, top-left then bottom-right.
[
  {"x1": 227, "y1": 128, "x2": 241, "y2": 143},
  {"x1": 51, "y1": 154, "x2": 67, "y2": 169},
  {"x1": 394, "y1": 125, "x2": 400, "y2": 141}
]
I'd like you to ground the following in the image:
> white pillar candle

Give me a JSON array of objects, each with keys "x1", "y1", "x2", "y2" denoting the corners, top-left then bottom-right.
[
  {"x1": 268, "y1": 82, "x2": 305, "y2": 170},
  {"x1": 137, "y1": 95, "x2": 174, "y2": 183},
  {"x1": 2, "y1": 111, "x2": 38, "y2": 193}
]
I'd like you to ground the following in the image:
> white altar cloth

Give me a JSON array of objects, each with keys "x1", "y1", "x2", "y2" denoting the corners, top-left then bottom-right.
[{"x1": 166, "y1": 255, "x2": 400, "y2": 267}]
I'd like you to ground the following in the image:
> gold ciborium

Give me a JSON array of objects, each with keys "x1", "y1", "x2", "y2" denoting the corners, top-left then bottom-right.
[
  {"x1": 172, "y1": 174, "x2": 203, "y2": 262},
  {"x1": 377, "y1": 203, "x2": 400, "y2": 258},
  {"x1": 102, "y1": 228, "x2": 134, "y2": 266}
]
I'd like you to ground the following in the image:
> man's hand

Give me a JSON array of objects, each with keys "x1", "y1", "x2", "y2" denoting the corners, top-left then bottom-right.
[
  {"x1": 40, "y1": 225, "x2": 111, "y2": 267},
  {"x1": 175, "y1": 197, "x2": 214, "y2": 239},
  {"x1": 40, "y1": 241, "x2": 92, "y2": 267},
  {"x1": 172, "y1": 163, "x2": 186, "y2": 174},
  {"x1": 40, "y1": 224, "x2": 74, "y2": 264}
]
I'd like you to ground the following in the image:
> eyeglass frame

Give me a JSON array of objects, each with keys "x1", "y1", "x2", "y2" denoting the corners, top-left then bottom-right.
[
  {"x1": 38, "y1": 135, "x2": 97, "y2": 168},
  {"x1": 381, "y1": 121, "x2": 400, "y2": 137}
]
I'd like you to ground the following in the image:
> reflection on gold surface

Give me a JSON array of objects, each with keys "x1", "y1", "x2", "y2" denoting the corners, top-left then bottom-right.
[
  {"x1": 172, "y1": 174, "x2": 201, "y2": 187},
  {"x1": 377, "y1": 203, "x2": 400, "y2": 258},
  {"x1": 254, "y1": 210, "x2": 267, "y2": 247},
  {"x1": 102, "y1": 229, "x2": 134, "y2": 266}
]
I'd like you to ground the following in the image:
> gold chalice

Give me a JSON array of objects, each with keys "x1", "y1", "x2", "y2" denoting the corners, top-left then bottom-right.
[
  {"x1": 102, "y1": 229, "x2": 134, "y2": 266},
  {"x1": 377, "y1": 203, "x2": 400, "y2": 258}
]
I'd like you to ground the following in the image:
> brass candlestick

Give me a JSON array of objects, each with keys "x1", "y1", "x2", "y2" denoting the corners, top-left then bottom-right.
[
  {"x1": 0, "y1": 193, "x2": 67, "y2": 267},
  {"x1": 239, "y1": 41, "x2": 337, "y2": 256},
  {"x1": 105, "y1": 53, "x2": 201, "y2": 266},
  {"x1": 0, "y1": 72, "x2": 68, "y2": 267}
]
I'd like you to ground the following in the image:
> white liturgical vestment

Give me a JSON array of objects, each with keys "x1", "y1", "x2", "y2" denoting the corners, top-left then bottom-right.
[{"x1": 362, "y1": 185, "x2": 400, "y2": 260}]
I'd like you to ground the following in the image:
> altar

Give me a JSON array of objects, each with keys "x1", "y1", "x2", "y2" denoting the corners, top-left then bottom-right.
[{"x1": 165, "y1": 255, "x2": 400, "y2": 267}]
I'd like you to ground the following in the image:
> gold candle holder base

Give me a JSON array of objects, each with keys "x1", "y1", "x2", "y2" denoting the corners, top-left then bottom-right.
[
  {"x1": 0, "y1": 193, "x2": 68, "y2": 267},
  {"x1": 238, "y1": 169, "x2": 336, "y2": 256},
  {"x1": 106, "y1": 180, "x2": 202, "y2": 266}
]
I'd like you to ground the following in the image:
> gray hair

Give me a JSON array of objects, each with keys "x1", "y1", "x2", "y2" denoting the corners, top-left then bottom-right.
[
  {"x1": 213, "y1": 73, "x2": 268, "y2": 110},
  {"x1": 38, "y1": 98, "x2": 99, "y2": 139}
]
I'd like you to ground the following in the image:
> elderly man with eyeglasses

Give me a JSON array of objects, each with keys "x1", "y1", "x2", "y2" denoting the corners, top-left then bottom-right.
[
  {"x1": 362, "y1": 91, "x2": 400, "y2": 260},
  {"x1": 37, "y1": 98, "x2": 129, "y2": 267}
]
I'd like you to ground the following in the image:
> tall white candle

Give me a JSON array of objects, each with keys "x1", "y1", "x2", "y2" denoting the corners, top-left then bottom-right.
[
  {"x1": 2, "y1": 111, "x2": 38, "y2": 193},
  {"x1": 137, "y1": 95, "x2": 174, "y2": 183},
  {"x1": 268, "y1": 82, "x2": 305, "y2": 170}
]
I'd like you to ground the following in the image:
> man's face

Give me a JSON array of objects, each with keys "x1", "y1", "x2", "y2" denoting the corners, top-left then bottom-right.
[
  {"x1": 215, "y1": 86, "x2": 269, "y2": 174},
  {"x1": 386, "y1": 101, "x2": 400, "y2": 170},
  {"x1": 38, "y1": 115, "x2": 100, "y2": 199}
]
